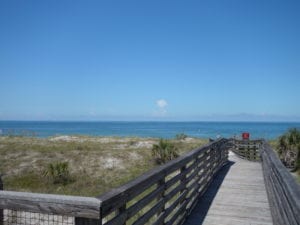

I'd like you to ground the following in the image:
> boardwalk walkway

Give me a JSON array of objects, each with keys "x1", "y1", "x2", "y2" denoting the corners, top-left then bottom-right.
[{"x1": 184, "y1": 151, "x2": 273, "y2": 225}]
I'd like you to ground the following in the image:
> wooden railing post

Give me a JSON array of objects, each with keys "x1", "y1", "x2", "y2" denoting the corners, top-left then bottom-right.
[
  {"x1": 0, "y1": 175, "x2": 3, "y2": 225},
  {"x1": 155, "y1": 178, "x2": 166, "y2": 225},
  {"x1": 75, "y1": 218, "x2": 101, "y2": 225}
]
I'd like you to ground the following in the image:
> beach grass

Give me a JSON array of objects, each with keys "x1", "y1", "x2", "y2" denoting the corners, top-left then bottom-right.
[{"x1": 0, "y1": 135, "x2": 207, "y2": 196}]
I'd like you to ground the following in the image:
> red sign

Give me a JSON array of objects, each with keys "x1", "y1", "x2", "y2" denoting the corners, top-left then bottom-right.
[{"x1": 242, "y1": 132, "x2": 250, "y2": 140}]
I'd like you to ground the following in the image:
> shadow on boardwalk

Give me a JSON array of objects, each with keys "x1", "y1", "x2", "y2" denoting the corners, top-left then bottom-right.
[{"x1": 184, "y1": 161, "x2": 235, "y2": 225}]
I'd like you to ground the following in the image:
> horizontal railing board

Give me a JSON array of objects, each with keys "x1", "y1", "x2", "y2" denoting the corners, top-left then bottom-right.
[
  {"x1": 132, "y1": 199, "x2": 164, "y2": 225},
  {"x1": 126, "y1": 185, "x2": 164, "y2": 219},
  {"x1": 0, "y1": 191, "x2": 101, "y2": 219},
  {"x1": 164, "y1": 189, "x2": 188, "y2": 218},
  {"x1": 231, "y1": 138, "x2": 262, "y2": 161},
  {"x1": 165, "y1": 200, "x2": 188, "y2": 225}
]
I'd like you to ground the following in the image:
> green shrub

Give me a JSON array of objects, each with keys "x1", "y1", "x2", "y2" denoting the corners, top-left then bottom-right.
[
  {"x1": 152, "y1": 139, "x2": 179, "y2": 164},
  {"x1": 277, "y1": 128, "x2": 300, "y2": 172},
  {"x1": 44, "y1": 161, "x2": 74, "y2": 185},
  {"x1": 175, "y1": 133, "x2": 188, "y2": 140}
]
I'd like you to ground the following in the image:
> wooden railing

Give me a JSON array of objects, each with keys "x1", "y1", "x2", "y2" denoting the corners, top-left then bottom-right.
[
  {"x1": 230, "y1": 139, "x2": 300, "y2": 225},
  {"x1": 0, "y1": 188, "x2": 101, "y2": 225},
  {"x1": 231, "y1": 139, "x2": 262, "y2": 161},
  {"x1": 98, "y1": 138, "x2": 228, "y2": 225},
  {"x1": 0, "y1": 138, "x2": 229, "y2": 225},
  {"x1": 260, "y1": 141, "x2": 300, "y2": 225}
]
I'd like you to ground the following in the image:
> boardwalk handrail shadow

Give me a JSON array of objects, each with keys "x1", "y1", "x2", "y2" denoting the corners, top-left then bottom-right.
[{"x1": 183, "y1": 160, "x2": 235, "y2": 225}]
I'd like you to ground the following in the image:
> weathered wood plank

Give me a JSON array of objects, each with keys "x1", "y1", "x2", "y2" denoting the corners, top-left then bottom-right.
[
  {"x1": 75, "y1": 217, "x2": 101, "y2": 225},
  {"x1": 164, "y1": 190, "x2": 188, "y2": 219},
  {"x1": 132, "y1": 199, "x2": 164, "y2": 225},
  {"x1": 184, "y1": 151, "x2": 273, "y2": 225},
  {"x1": 261, "y1": 142, "x2": 300, "y2": 225},
  {"x1": 0, "y1": 191, "x2": 101, "y2": 219},
  {"x1": 166, "y1": 200, "x2": 188, "y2": 225},
  {"x1": 126, "y1": 185, "x2": 164, "y2": 219}
]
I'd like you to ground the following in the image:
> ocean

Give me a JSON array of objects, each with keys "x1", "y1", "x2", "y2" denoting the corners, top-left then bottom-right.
[{"x1": 1, "y1": 121, "x2": 300, "y2": 140}]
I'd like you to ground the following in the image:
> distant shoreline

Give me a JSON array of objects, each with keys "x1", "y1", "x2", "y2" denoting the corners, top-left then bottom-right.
[{"x1": 1, "y1": 121, "x2": 300, "y2": 140}]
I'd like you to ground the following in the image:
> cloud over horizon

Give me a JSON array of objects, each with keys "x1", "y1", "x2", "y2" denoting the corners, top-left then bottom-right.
[{"x1": 154, "y1": 99, "x2": 168, "y2": 117}]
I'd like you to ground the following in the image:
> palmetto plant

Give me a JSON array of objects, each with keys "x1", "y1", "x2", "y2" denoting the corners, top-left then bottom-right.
[
  {"x1": 152, "y1": 139, "x2": 179, "y2": 164},
  {"x1": 44, "y1": 161, "x2": 73, "y2": 185},
  {"x1": 277, "y1": 128, "x2": 300, "y2": 172}
]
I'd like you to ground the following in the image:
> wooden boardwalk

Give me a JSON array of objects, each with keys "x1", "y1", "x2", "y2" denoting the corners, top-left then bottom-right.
[{"x1": 184, "y1": 151, "x2": 273, "y2": 225}]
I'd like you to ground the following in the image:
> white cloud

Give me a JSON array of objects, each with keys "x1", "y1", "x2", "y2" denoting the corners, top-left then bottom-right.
[
  {"x1": 156, "y1": 99, "x2": 168, "y2": 108},
  {"x1": 153, "y1": 99, "x2": 168, "y2": 117}
]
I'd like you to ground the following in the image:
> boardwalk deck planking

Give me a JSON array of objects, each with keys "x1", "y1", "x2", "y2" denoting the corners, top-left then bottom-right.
[{"x1": 184, "y1": 151, "x2": 273, "y2": 225}]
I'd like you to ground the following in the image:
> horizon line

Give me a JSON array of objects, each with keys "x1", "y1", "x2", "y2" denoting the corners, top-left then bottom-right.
[{"x1": 1, "y1": 120, "x2": 300, "y2": 123}]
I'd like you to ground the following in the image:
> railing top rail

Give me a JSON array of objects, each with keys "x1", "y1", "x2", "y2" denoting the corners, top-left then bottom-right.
[
  {"x1": 230, "y1": 138, "x2": 264, "y2": 142},
  {"x1": 0, "y1": 190, "x2": 101, "y2": 219}
]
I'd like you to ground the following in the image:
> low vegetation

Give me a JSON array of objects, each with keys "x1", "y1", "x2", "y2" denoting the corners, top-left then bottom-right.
[
  {"x1": 152, "y1": 139, "x2": 179, "y2": 164},
  {"x1": 0, "y1": 135, "x2": 207, "y2": 196},
  {"x1": 43, "y1": 161, "x2": 74, "y2": 185},
  {"x1": 276, "y1": 128, "x2": 300, "y2": 172}
]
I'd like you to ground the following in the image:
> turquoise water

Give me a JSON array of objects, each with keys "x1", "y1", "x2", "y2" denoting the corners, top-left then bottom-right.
[{"x1": 0, "y1": 121, "x2": 300, "y2": 140}]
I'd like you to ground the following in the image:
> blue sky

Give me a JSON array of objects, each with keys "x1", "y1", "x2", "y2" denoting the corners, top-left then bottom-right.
[{"x1": 0, "y1": 0, "x2": 299, "y2": 121}]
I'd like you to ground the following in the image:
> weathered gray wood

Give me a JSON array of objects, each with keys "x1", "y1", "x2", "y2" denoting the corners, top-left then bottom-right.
[
  {"x1": 231, "y1": 139, "x2": 262, "y2": 161},
  {"x1": 184, "y1": 152, "x2": 273, "y2": 225},
  {"x1": 0, "y1": 191, "x2": 101, "y2": 219},
  {"x1": 98, "y1": 138, "x2": 229, "y2": 225},
  {"x1": 164, "y1": 190, "x2": 188, "y2": 219},
  {"x1": 104, "y1": 213, "x2": 127, "y2": 225},
  {"x1": 166, "y1": 200, "x2": 188, "y2": 225},
  {"x1": 132, "y1": 199, "x2": 164, "y2": 225},
  {"x1": 126, "y1": 185, "x2": 164, "y2": 219},
  {"x1": 261, "y1": 141, "x2": 300, "y2": 225},
  {"x1": 165, "y1": 182, "x2": 186, "y2": 202},
  {"x1": 99, "y1": 141, "x2": 218, "y2": 217},
  {"x1": 75, "y1": 217, "x2": 101, "y2": 225}
]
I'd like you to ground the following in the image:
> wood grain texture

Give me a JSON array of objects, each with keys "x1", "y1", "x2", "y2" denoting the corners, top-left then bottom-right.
[
  {"x1": 0, "y1": 191, "x2": 101, "y2": 219},
  {"x1": 231, "y1": 139, "x2": 262, "y2": 161},
  {"x1": 261, "y1": 141, "x2": 300, "y2": 225},
  {"x1": 184, "y1": 152, "x2": 273, "y2": 225}
]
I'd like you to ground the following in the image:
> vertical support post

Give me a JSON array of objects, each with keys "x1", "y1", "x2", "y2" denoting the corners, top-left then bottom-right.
[
  {"x1": 180, "y1": 165, "x2": 187, "y2": 194},
  {"x1": 118, "y1": 204, "x2": 126, "y2": 225},
  {"x1": 155, "y1": 178, "x2": 166, "y2": 225},
  {"x1": 75, "y1": 218, "x2": 101, "y2": 225},
  {"x1": 180, "y1": 164, "x2": 188, "y2": 220},
  {"x1": 0, "y1": 175, "x2": 3, "y2": 225}
]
